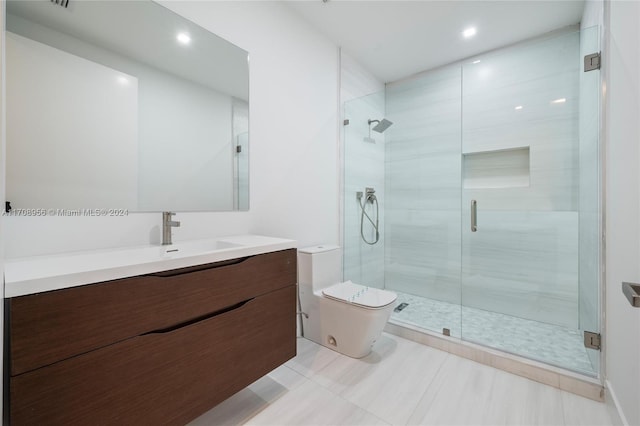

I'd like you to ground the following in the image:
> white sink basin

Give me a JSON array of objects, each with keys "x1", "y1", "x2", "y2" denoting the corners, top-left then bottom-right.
[{"x1": 4, "y1": 235, "x2": 296, "y2": 298}]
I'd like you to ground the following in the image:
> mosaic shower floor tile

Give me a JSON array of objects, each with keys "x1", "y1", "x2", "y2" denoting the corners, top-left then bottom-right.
[{"x1": 390, "y1": 291, "x2": 596, "y2": 376}]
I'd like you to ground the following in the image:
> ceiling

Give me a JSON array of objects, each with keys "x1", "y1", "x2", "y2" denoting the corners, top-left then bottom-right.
[{"x1": 286, "y1": 0, "x2": 585, "y2": 83}]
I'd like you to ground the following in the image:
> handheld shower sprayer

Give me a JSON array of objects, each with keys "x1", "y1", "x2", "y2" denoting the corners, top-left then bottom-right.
[{"x1": 357, "y1": 187, "x2": 380, "y2": 245}]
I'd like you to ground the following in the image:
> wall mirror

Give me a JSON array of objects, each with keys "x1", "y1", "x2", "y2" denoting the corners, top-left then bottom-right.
[{"x1": 5, "y1": 0, "x2": 249, "y2": 212}]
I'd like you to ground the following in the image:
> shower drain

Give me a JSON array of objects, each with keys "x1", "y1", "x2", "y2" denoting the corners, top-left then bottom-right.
[{"x1": 394, "y1": 302, "x2": 409, "y2": 313}]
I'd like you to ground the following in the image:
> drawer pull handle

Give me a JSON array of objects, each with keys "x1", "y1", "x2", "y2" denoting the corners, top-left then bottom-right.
[
  {"x1": 149, "y1": 257, "x2": 249, "y2": 277},
  {"x1": 143, "y1": 299, "x2": 252, "y2": 335}
]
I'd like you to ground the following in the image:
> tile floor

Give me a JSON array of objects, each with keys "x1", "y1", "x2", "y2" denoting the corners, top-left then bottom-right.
[
  {"x1": 189, "y1": 334, "x2": 614, "y2": 425},
  {"x1": 391, "y1": 291, "x2": 596, "y2": 376}
]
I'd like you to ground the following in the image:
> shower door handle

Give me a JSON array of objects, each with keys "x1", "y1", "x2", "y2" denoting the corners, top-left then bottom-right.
[{"x1": 471, "y1": 200, "x2": 477, "y2": 232}]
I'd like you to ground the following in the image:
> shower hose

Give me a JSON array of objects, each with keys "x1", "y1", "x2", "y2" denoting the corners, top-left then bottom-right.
[{"x1": 359, "y1": 193, "x2": 380, "y2": 245}]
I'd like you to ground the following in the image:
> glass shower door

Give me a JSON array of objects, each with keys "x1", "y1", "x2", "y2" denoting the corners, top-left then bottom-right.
[
  {"x1": 460, "y1": 28, "x2": 601, "y2": 376},
  {"x1": 577, "y1": 24, "x2": 602, "y2": 375},
  {"x1": 343, "y1": 92, "x2": 387, "y2": 290},
  {"x1": 384, "y1": 66, "x2": 463, "y2": 337}
]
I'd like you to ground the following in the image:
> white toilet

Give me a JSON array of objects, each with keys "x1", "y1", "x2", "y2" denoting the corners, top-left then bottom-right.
[{"x1": 298, "y1": 245, "x2": 397, "y2": 358}]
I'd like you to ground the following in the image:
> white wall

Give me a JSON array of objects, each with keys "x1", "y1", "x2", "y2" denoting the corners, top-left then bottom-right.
[
  {"x1": 160, "y1": 1, "x2": 339, "y2": 247},
  {"x1": 340, "y1": 52, "x2": 384, "y2": 103},
  {"x1": 582, "y1": 0, "x2": 604, "y2": 29},
  {"x1": 4, "y1": 1, "x2": 339, "y2": 258},
  {"x1": 605, "y1": 1, "x2": 640, "y2": 424}
]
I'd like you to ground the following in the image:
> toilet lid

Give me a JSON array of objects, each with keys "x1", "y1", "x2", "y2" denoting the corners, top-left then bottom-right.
[{"x1": 322, "y1": 281, "x2": 397, "y2": 309}]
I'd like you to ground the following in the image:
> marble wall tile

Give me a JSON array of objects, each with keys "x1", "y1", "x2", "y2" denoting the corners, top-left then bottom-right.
[
  {"x1": 384, "y1": 65, "x2": 462, "y2": 305},
  {"x1": 343, "y1": 91, "x2": 386, "y2": 288},
  {"x1": 385, "y1": 209, "x2": 461, "y2": 303},
  {"x1": 462, "y1": 32, "x2": 581, "y2": 212},
  {"x1": 461, "y1": 210, "x2": 579, "y2": 328}
]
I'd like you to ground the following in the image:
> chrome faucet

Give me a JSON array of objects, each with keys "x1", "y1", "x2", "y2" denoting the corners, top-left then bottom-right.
[{"x1": 162, "y1": 212, "x2": 180, "y2": 245}]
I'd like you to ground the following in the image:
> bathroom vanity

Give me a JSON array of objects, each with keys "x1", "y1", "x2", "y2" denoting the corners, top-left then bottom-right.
[{"x1": 3, "y1": 236, "x2": 297, "y2": 425}]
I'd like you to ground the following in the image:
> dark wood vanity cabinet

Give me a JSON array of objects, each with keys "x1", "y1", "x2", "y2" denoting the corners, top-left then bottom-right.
[{"x1": 5, "y1": 249, "x2": 297, "y2": 425}]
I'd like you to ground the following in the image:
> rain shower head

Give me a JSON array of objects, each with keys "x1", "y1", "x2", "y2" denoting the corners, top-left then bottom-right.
[{"x1": 368, "y1": 118, "x2": 393, "y2": 133}]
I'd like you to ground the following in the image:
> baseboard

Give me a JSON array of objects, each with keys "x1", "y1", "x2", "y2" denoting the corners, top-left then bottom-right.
[{"x1": 385, "y1": 321, "x2": 604, "y2": 402}]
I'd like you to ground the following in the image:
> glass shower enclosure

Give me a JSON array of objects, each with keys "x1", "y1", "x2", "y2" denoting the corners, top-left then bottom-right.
[{"x1": 342, "y1": 26, "x2": 601, "y2": 377}]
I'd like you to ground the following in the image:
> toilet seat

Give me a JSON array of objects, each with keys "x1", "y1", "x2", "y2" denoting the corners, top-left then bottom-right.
[{"x1": 322, "y1": 280, "x2": 397, "y2": 310}]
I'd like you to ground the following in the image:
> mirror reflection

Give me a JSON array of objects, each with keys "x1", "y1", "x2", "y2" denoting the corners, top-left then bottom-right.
[{"x1": 6, "y1": 0, "x2": 249, "y2": 212}]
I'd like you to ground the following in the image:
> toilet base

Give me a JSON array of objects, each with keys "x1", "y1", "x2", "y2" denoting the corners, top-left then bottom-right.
[{"x1": 300, "y1": 289, "x2": 395, "y2": 358}]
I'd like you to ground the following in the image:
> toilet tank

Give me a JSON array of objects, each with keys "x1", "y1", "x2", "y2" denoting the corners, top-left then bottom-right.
[{"x1": 298, "y1": 245, "x2": 341, "y2": 292}]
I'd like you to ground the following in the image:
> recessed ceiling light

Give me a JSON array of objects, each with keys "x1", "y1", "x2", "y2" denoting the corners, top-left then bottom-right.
[
  {"x1": 515, "y1": 105, "x2": 523, "y2": 110},
  {"x1": 177, "y1": 33, "x2": 191, "y2": 45},
  {"x1": 462, "y1": 27, "x2": 477, "y2": 39},
  {"x1": 472, "y1": 60, "x2": 481, "y2": 64},
  {"x1": 551, "y1": 98, "x2": 567, "y2": 104}
]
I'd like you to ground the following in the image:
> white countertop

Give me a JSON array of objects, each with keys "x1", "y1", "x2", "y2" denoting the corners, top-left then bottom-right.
[{"x1": 4, "y1": 235, "x2": 297, "y2": 298}]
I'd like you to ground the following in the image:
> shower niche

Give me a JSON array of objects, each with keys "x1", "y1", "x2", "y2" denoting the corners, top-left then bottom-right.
[{"x1": 462, "y1": 147, "x2": 530, "y2": 189}]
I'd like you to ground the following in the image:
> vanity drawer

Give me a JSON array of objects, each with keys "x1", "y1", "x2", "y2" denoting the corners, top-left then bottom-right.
[
  {"x1": 10, "y1": 285, "x2": 296, "y2": 425},
  {"x1": 9, "y1": 248, "x2": 296, "y2": 376}
]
